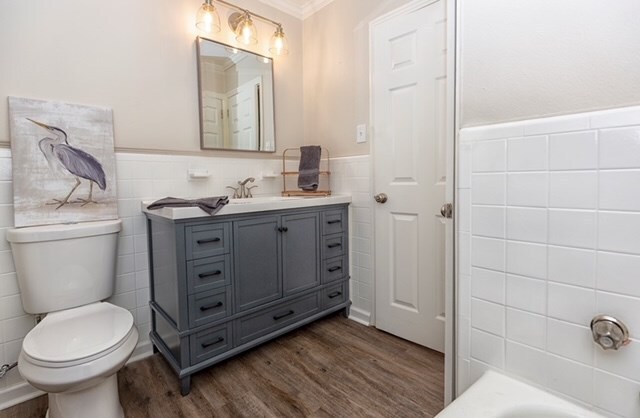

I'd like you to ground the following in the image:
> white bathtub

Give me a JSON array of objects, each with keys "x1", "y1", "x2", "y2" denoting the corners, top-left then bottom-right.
[{"x1": 436, "y1": 371, "x2": 605, "y2": 418}]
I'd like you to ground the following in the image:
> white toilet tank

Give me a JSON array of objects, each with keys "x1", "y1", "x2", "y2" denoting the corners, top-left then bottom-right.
[{"x1": 6, "y1": 219, "x2": 122, "y2": 314}]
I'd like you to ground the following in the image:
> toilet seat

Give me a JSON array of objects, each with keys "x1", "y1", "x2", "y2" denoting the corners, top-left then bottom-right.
[{"x1": 22, "y1": 302, "x2": 134, "y2": 368}]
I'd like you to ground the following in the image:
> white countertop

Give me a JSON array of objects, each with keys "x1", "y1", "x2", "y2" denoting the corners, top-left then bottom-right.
[{"x1": 142, "y1": 195, "x2": 352, "y2": 220}]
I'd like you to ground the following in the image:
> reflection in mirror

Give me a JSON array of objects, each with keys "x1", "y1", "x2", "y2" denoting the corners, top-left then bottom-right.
[{"x1": 197, "y1": 36, "x2": 275, "y2": 152}]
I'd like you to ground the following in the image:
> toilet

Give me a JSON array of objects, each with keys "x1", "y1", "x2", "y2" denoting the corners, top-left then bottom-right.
[{"x1": 6, "y1": 219, "x2": 139, "y2": 418}]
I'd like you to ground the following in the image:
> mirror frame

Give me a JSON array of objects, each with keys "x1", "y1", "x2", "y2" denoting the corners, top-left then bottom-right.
[{"x1": 196, "y1": 36, "x2": 277, "y2": 153}]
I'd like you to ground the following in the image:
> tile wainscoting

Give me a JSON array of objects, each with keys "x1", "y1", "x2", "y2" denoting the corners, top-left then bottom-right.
[
  {"x1": 456, "y1": 106, "x2": 640, "y2": 418},
  {"x1": 0, "y1": 149, "x2": 373, "y2": 409}
]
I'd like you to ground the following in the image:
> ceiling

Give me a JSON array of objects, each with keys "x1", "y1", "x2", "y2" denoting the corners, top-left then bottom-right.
[{"x1": 257, "y1": 0, "x2": 335, "y2": 20}]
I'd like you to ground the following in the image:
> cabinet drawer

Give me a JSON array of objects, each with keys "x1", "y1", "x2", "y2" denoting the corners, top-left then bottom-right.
[
  {"x1": 236, "y1": 293, "x2": 319, "y2": 345},
  {"x1": 322, "y1": 209, "x2": 345, "y2": 235},
  {"x1": 189, "y1": 324, "x2": 232, "y2": 365},
  {"x1": 322, "y1": 282, "x2": 347, "y2": 309},
  {"x1": 322, "y1": 256, "x2": 346, "y2": 283},
  {"x1": 186, "y1": 223, "x2": 230, "y2": 260},
  {"x1": 187, "y1": 254, "x2": 231, "y2": 294},
  {"x1": 323, "y1": 234, "x2": 345, "y2": 259},
  {"x1": 188, "y1": 288, "x2": 232, "y2": 328}
]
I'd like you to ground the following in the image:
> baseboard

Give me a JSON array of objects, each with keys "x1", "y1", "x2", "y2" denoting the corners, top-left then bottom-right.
[
  {"x1": 0, "y1": 382, "x2": 43, "y2": 411},
  {"x1": 348, "y1": 306, "x2": 372, "y2": 325}
]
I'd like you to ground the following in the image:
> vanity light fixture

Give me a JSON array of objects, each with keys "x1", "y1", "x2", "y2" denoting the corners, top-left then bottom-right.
[
  {"x1": 195, "y1": 0, "x2": 289, "y2": 56},
  {"x1": 195, "y1": 0, "x2": 221, "y2": 33},
  {"x1": 269, "y1": 24, "x2": 289, "y2": 56},
  {"x1": 230, "y1": 11, "x2": 258, "y2": 45}
]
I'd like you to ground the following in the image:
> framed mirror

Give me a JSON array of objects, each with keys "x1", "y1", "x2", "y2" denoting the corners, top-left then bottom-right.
[{"x1": 196, "y1": 36, "x2": 276, "y2": 152}]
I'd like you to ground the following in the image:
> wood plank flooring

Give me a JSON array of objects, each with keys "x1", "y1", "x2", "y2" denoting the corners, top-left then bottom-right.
[{"x1": 0, "y1": 313, "x2": 444, "y2": 418}]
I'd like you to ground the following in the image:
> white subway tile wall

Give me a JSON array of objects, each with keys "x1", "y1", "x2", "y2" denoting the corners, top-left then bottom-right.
[
  {"x1": 457, "y1": 105, "x2": 640, "y2": 417},
  {"x1": 0, "y1": 150, "x2": 372, "y2": 408},
  {"x1": 327, "y1": 155, "x2": 374, "y2": 324}
]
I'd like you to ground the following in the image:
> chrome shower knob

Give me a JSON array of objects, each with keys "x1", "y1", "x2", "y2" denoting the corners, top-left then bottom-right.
[{"x1": 590, "y1": 315, "x2": 630, "y2": 350}]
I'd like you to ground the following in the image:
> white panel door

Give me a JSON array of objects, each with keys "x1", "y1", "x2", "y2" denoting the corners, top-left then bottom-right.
[
  {"x1": 373, "y1": 0, "x2": 447, "y2": 352},
  {"x1": 202, "y1": 92, "x2": 225, "y2": 148},
  {"x1": 228, "y1": 78, "x2": 260, "y2": 150}
]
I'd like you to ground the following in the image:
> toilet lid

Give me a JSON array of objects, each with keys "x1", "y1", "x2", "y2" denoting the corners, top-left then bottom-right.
[{"x1": 22, "y1": 302, "x2": 134, "y2": 364}]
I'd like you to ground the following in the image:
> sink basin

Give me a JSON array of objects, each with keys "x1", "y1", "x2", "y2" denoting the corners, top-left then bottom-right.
[{"x1": 142, "y1": 195, "x2": 351, "y2": 220}]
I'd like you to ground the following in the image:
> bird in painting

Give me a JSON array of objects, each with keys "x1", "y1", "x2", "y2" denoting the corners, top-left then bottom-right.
[{"x1": 26, "y1": 118, "x2": 107, "y2": 209}]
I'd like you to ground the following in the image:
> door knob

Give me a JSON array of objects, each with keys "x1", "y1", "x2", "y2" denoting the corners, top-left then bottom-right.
[
  {"x1": 440, "y1": 203, "x2": 453, "y2": 219},
  {"x1": 374, "y1": 193, "x2": 388, "y2": 204}
]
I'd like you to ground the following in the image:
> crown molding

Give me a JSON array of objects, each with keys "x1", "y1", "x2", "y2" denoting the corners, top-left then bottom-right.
[
  {"x1": 256, "y1": 0, "x2": 335, "y2": 20},
  {"x1": 301, "y1": 0, "x2": 335, "y2": 20},
  {"x1": 257, "y1": 0, "x2": 303, "y2": 19}
]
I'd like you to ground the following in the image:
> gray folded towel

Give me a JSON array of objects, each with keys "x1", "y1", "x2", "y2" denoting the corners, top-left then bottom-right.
[
  {"x1": 297, "y1": 145, "x2": 322, "y2": 191},
  {"x1": 147, "y1": 196, "x2": 229, "y2": 215}
]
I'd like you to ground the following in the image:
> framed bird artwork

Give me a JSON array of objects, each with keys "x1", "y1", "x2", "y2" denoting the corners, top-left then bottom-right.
[{"x1": 8, "y1": 97, "x2": 118, "y2": 227}]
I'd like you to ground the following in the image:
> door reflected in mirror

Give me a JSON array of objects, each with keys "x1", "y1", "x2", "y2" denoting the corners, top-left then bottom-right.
[{"x1": 197, "y1": 37, "x2": 275, "y2": 152}]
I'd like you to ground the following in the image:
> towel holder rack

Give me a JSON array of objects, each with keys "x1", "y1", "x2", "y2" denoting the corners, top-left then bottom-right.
[{"x1": 281, "y1": 147, "x2": 331, "y2": 197}]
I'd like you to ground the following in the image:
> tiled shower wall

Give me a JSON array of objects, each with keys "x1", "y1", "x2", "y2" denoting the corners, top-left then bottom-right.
[
  {"x1": 457, "y1": 106, "x2": 640, "y2": 417},
  {"x1": 0, "y1": 149, "x2": 372, "y2": 408}
]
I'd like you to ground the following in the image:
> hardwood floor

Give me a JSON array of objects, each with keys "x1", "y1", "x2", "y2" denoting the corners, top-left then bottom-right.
[{"x1": 0, "y1": 314, "x2": 444, "y2": 418}]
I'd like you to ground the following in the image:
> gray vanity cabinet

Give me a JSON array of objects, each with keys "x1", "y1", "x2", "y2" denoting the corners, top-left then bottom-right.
[{"x1": 145, "y1": 203, "x2": 350, "y2": 396}]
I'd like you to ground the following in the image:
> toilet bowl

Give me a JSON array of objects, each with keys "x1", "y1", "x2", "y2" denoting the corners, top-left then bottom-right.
[
  {"x1": 6, "y1": 219, "x2": 139, "y2": 418},
  {"x1": 19, "y1": 302, "x2": 138, "y2": 418}
]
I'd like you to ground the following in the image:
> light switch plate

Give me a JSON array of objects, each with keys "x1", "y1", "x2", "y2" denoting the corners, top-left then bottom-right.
[{"x1": 356, "y1": 124, "x2": 367, "y2": 143}]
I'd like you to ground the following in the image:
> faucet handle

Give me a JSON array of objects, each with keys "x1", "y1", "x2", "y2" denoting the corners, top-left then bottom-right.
[
  {"x1": 246, "y1": 185, "x2": 258, "y2": 198},
  {"x1": 226, "y1": 186, "x2": 241, "y2": 199}
]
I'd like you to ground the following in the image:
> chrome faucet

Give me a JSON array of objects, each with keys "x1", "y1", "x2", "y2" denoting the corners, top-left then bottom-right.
[
  {"x1": 227, "y1": 177, "x2": 257, "y2": 199},
  {"x1": 240, "y1": 177, "x2": 255, "y2": 186}
]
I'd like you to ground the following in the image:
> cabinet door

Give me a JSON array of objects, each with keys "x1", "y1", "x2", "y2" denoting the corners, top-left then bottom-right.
[
  {"x1": 282, "y1": 212, "x2": 320, "y2": 296},
  {"x1": 234, "y1": 216, "x2": 281, "y2": 311}
]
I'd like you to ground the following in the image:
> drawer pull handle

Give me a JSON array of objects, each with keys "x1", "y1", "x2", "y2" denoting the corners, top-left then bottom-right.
[
  {"x1": 197, "y1": 237, "x2": 221, "y2": 245},
  {"x1": 328, "y1": 291, "x2": 342, "y2": 299},
  {"x1": 328, "y1": 266, "x2": 342, "y2": 272},
  {"x1": 201, "y1": 336, "x2": 224, "y2": 348},
  {"x1": 273, "y1": 310, "x2": 295, "y2": 320},
  {"x1": 200, "y1": 301, "x2": 223, "y2": 311},
  {"x1": 327, "y1": 220, "x2": 341, "y2": 224},
  {"x1": 327, "y1": 243, "x2": 342, "y2": 248},
  {"x1": 198, "y1": 270, "x2": 222, "y2": 279}
]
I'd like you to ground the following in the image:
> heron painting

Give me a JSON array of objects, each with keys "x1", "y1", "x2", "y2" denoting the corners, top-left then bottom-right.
[
  {"x1": 27, "y1": 118, "x2": 107, "y2": 209},
  {"x1": 9, "y1": 97, "x2": 117, "y2": 227}
]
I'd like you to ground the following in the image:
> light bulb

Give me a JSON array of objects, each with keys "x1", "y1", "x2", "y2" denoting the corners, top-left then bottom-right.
[
  {"x1": 196, "y1": 1, "x2": 220, "y2": 33},
  {"x1": 242, "y1": 26, "x2": 251, "y2": 42},
  {"x1": 269, "y1": 25, "x2": 289, "y2": 56},
  {"x1": 234, "y1": 12, "x2": 258, "y2": 45}
]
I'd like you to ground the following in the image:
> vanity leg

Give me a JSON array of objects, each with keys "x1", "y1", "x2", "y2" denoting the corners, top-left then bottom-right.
[
  {"x1": 342, "y1": 306, "x2": 350, "y2": 318},
  {"x1": 152, "y1": 344, "x2": 159, "y2": 354},
  {"x1": 180, "y1": 376, "x2": 191, "y2": 396}
]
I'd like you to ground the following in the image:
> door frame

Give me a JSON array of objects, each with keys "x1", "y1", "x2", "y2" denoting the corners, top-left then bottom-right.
[{"x1": 368, "y1": 0, "x2": 458, "y2": 405}]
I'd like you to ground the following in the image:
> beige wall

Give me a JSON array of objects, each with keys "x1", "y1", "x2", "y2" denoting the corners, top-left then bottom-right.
[
  {"x1": 459, "y1": 0, "x2": 640, "y2": 127},
  {"x1": 5, "y1": 1, "x2": 638, "y2": 155},
  {"x1": 0, "y1": 0, "x2": 303, "y2": 157},
  {"x1": 304, "y1": 0, "x2": 640, "y2": 151},
  {"x1": 303, "y1": 0, "x2": 411, "y2": 157}
]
